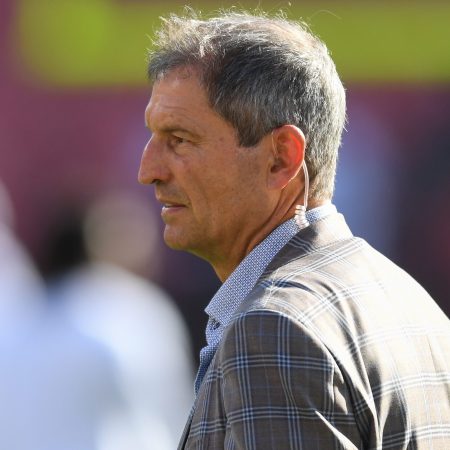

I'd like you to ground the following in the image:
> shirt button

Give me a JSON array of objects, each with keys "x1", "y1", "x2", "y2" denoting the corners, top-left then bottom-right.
[{"x1": 210, "y1": 320, "x2": 220, "y2": 330}]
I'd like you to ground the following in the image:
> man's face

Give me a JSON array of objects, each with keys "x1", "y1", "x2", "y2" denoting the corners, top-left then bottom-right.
[{"x1": 138, "y1": 68, "x2": 272, "y2": 265}]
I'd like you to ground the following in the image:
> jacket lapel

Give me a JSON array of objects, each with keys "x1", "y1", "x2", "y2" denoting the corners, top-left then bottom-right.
[{"x1": 177, "y1": 405, "x2": 195, "y2": 449}]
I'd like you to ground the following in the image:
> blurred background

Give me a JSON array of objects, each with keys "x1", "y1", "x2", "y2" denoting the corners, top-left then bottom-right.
[{"x1": 0, "y1": 0, "x2": 449, "y2": 448}]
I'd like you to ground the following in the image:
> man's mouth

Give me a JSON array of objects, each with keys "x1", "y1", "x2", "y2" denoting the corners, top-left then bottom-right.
[
  {"x1": 160, "y1": 201, "x2": 186, "y2": 218},
  {"x1": 162, "y1": 201, "x2": 185, "y2": 209}
]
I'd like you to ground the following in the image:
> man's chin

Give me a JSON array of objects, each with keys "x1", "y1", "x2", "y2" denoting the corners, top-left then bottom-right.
[
  {"x1": 163, "y1": 229, "x2": 208, "y2": 260},
  {"x1": 163, "y1": 227, "x2": 190, "y2": 251}
]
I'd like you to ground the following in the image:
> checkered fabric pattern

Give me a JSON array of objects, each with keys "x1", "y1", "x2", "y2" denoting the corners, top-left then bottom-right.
[{"x1": 179, "y1": 212, "x2": 450, "y2": 449}]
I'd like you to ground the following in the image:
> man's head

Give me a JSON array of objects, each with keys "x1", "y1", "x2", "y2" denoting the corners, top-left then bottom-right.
[
  {"x1": 147, "y1": 11, "x2": 346, "y2": 201},
  {"x1": 138, "y1": 10, "x2": 346, "y2": 279}
]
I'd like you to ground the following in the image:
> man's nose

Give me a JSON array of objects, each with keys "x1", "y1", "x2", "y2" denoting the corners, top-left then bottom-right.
[{"x1": 138, "y1": 137, "x2": 169, "y2": 185}]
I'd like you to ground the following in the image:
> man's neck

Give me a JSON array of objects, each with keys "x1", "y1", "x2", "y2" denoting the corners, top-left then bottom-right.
[{"x1": 210, "y1": 199, "x2": 329, "y2": 282}]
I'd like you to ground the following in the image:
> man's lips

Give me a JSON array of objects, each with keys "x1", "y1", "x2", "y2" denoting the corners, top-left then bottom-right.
[
  {"x1": 158, "y1": 199, "x2": 187, "y2": 218},
  {"x1": 162, "y1": 203, "x2": 185, "y2": 210},
  {"x1": 156, "y1": 192, "x2": 188, "y2": 215},
  {"x1": 159, "y1": 198, "x2": 186, "y2": 208}
]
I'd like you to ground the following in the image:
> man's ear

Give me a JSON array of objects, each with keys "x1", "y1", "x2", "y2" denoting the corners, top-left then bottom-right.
[{"x1": 267, "y1": 125, "x2": 305, "y2": 190}]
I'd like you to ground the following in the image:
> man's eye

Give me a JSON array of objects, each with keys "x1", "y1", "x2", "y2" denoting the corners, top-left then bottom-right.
[{"x1": 170, "y1": 135, "x2": 188, "y2": 146}]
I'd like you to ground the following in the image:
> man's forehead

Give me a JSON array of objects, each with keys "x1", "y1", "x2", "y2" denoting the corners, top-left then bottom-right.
[
  {"x1": 145, "y1": 71, "x2": 218, "y2": 132},
  {"x1": 144, "y1": 97, "x2": 200, "y2": 133}
]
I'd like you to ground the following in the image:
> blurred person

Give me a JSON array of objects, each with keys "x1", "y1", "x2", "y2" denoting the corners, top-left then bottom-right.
[
  {"x1": 0, "y1": 181, "x2": 127, "y2": 450},
  {"x1": 0, "y1": 180, "x2": 46, "y2": 332},
  {"x1": 138, "y1": 10, "x2": 450, "y2": 449},
  {"x1": 0, "y1": 300, "x2": 128, "y2": 450},
  {"x1": 49, "y1": 190, "x2": 194, "y2": 449}
]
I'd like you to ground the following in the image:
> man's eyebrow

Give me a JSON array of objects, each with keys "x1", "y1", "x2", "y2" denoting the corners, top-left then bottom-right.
[
  {"x1": 146, "y1": 123, "x2": 201, "y2": 139},
  {"x1": 161, "y1": 126, "x2": 192, "y2": 134}
]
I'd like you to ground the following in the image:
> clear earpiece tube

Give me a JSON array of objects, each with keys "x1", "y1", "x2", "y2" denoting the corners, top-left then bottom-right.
[{"x1": 295, "y1": 161, "x2": 310, "y2": 229}]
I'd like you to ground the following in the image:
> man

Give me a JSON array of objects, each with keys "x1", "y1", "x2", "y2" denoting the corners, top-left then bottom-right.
[{"x1": 138, "y1": 11, "x2": 450, "y2": 449}]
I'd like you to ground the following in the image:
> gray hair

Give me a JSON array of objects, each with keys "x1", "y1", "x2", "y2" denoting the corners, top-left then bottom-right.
[{"x1": 148, "y1": 10, "x2": 346, "y2": 201}]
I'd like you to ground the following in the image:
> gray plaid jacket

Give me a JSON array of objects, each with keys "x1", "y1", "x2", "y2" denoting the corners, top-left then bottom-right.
[{"x1": 179, "y1": 213, "x2": 450, "y2": 449}]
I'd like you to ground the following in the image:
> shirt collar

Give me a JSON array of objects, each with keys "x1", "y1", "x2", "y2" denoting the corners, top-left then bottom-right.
[{"x1": 205, "y1": 203, "x2": 336, "y2": 327}]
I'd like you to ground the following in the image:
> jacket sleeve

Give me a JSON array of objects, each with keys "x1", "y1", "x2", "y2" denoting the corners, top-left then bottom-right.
[{"x1": 217, "y1": 309, "x2": 364, "y2": 450}]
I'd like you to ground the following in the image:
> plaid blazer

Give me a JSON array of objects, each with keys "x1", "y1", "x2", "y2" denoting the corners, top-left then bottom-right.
[{"x1": 179, "y1": 213, "x2": 450, "y2": 449}]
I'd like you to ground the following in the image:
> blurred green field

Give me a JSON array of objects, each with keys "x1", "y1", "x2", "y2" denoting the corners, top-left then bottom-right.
[{"x1": 11, "y1": 0, "x2": 450, "y2": 87}]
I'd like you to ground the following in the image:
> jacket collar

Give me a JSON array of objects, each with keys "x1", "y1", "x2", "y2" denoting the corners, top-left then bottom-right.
[{"x1": 262, "y1": 212, "x2": 353, "y2": 276}]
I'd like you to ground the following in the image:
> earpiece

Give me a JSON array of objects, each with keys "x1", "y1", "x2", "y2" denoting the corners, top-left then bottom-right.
[{"x1": 295, "y1": 161, "x2": 310, "y2": 229}]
